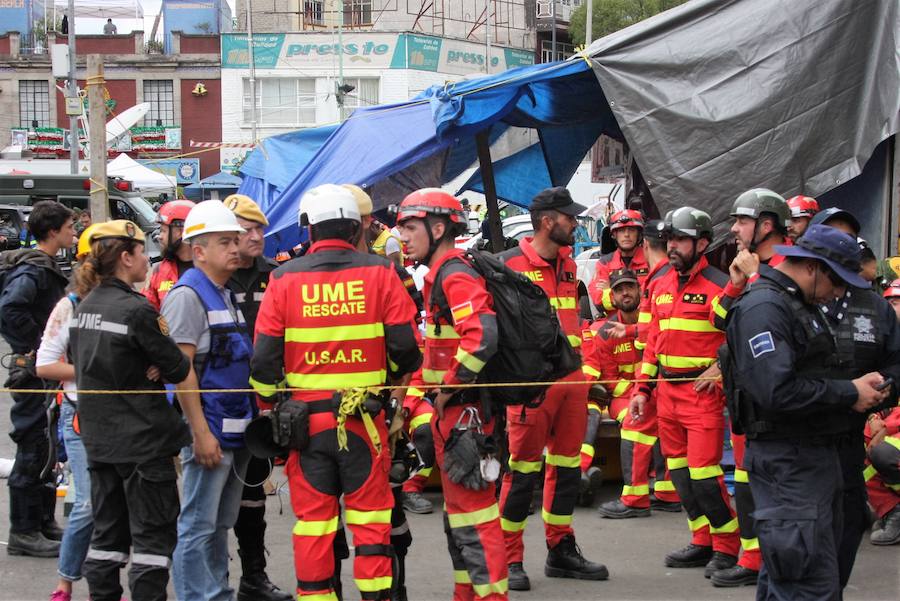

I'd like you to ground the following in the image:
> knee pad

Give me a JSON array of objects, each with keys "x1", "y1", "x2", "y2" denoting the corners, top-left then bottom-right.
[
  {"x1": 733, "y1": 481, "x2": 757, "y2": 538},
  {"x1": 584, "y1": 410, "x2": 602, "y2": 444},
  {"x1": 501, "y1": 470, "x2": 541, "y2": 521},
  {"x1": 870, "y1": 442, "x2": 900, "y2": 483},
  {"x1": 411, "y1": 423, "x2": 436, "y2": 468},
  {"x1": 692, "y1": 477, "x2": 733, "y2": 527},
  {"x1": 669, "y1": 467, "x2": 703, "y2": 518}
]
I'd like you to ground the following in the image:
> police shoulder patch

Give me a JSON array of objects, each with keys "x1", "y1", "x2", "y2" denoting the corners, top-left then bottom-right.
[
  {"x1": 749, "y1": 331, "x2": 775, "y2": 358},
  {"x1": 157, "y1": 315, "x2": 170, "y2": 336}
]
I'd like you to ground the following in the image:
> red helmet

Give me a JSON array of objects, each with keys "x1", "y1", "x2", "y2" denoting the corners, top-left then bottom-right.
[
  {"x1": 609, "y1": 209, "x2": 644, "y2": 231},
  {"x1": 396, "y1": 188, "x2": 466, "y2": 224},
  {"x1": 884, "y1": 279, "x2": 900, "y2": 299},
  {"x1": 158, "y1": 199, "x2": 195, "y2": 226},
  {"x1": 786, "y1": 195, "x2": 819, "y2": 219}
]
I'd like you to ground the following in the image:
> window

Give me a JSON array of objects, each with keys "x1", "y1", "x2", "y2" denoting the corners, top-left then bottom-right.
[
  {"x1": 341, "y1": 78, "x2": 379, "y2": 110},
  {"x1": 19, "y1": 80, "x2": 50, "y2": 128},
  {"x1": 540, "y1": 39, "x2": 575, "y2": 63},
  {"x1": 243, "y1": 78, "x2": 317, "y2": 126},
  {"x1": 143, "y1": 80, "x2": 175, "y2": 126},
  {"x1": 304, "y1": 1, "x2": 325, "y2": 25},
  {"x1": 344, "y1": 0, "x2": 372, "y2": 26}
]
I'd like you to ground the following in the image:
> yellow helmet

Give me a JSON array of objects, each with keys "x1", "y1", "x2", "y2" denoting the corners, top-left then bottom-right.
[
  {"x1": 342, "y1": 184, "x2": 373, "y2": 217},
  {"x1": 76, "y1": 223, "x2": 101, "y2": 260}
]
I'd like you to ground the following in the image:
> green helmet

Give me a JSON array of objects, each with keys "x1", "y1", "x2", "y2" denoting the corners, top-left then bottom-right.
[
  {"x1": 730, "y1": 188, "x2": 790, "y2": 228},
  {"x1": 665, "y1": 206, "x2": 713, "y2": 240}
]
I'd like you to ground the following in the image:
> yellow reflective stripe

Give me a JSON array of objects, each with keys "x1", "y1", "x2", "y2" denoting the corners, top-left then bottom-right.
[
  {"x1": 567, "y1": 334, "x2": 582, "y2": 348},
  {"x1": 688, "y1": 515, "x2": 710, "y2": 532},
  {"x1": 741, "y1": 537, "x2": 760, "y2": 551},
  {"x1": 634, "y1": 340, "x2": 647, "y2": 351},
  {"x1": 249, "y1": 376, "x2": 280, "y2": 398},
  {"x1": 500, "y1": 517, "x2": 527, "y2": 532},
  {"x1": 581, "y1": 443, "x2": 595, "y2": 458},
  {"x1": 734, "y1": 468, "x2": 749, "y2": 484},
  {"x1": 863, "y1": 465, "x2": 877, "y2": 482},
  {"x1": 472, "y1": 579, "x2": 509, "y2": 598},
  {"x1": 658, "y1": 354, "x2": 714, "y2": 369},
  {"x1": 622, "y1": 484, "x2": 650, "y2": 496},
  {"x1": 690, "y1": 465, "x2": 724, "y2": 480},
  {"x1": 887, "y1": 482, "x2": 900, "y2": 491},
  {"x1": 447, "y1": 504, "x2": 500, "y2": 529},
  {"x1": 509, "y1": 458, "x2": 543, "y2": 474},
  {"x1": 293, "y1": 517, "x2": 339, "y2": 536},
  {"x1": 541, "y1": 508, "x2": 573, "y2": 526},
  {"x1": 285, "y1": 323, "x2": 384, "y2": 343},
  {"x1": 638, "y1": 310, "x2": 652, "y2": 323},
  {"x1": 616, "y1": 407, "x2": 628, "y2": 423},
  {"x1": 388, "y1": 357, "x2": 399, "y2": 373},
  {"x1": 422, "y1": 369, "x2": 446, "y2": 384},
  {"x1": 710, "y1": 517, "x2": 739, "y2": 534},
  {"x1": 587, "y1": 402, "x2": 602, "y2": 413},
  {"x1": 416, "y1": 466, "x2": 433, "y2": 478},
  {"x1": 621, "y1": 429, "x2": 657, "y2": 446},
  {"x1": 355, "y1": 576, "x2": 392, "y2": 593},
  {"x1": 409, "y1": 412, "x2": 433, "y2": 431},
  {"x1": 654, "y1": 480, "x2": 676, "y2": 492},
  {"x1": 407, "y1": 387, "x2": 425, "y2": 398},
  {"x1": 658, "y1": 317, "x2": 719, "y2": 334},
  {"x1": 455, "y1": 348, "x2": 486, "y2": 374},
  {"x1": 613, "y1": 379, "x2": 631, "y2": 397},
  {"x1": 454, "y1": 570, "x2": 471, "y2": 584},
  {"x1": 545, "y1": 453, "x2": 580, "y2": 468},
  {"x1": 640, "y1": 362, "x2": 658, "y2": 377},
  {"x1": 298, "y1": 593, "x2": 338, "y2": 601},
  {"x1": 668, "y1": 457, "x2": 689, "y2": 470},
  {"x1": 344, "y1": 509, "x2": 391, "y2": 525},
  {"x1": 601, "y1": 288, "x2": 614, "y2": 312},
  {"x1": 285, "y1": 371, "x2": 386, "y2": 389},
  {"x1": 426, "y1": 323, "x2": 460, "y2": 339},
  {"x1": 619, "y1": 363, "x2": 636, "y2": 373},
  {"x1": 885, "y1": 436, "x2": 900, "y2": 451},
  {"x1": 583, "y1": 364, "x2": 601, "y2": 378},
  {"x1": 712, "y1": 295, "x2": 727, "y2": 320},
  {"x1": 549, "y1": 296, "x2": 577, "y2": 310}
]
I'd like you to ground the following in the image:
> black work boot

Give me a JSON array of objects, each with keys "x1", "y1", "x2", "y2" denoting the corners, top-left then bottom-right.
[
  {"x1": 597, "y1": 499, "x2": 650, "y2": 519},
  {"x1": 664, "y1": 543, "x2": 713, "y2": 568},
  {"x1": 545, "y1": 535, "x2": 609, "y2": 580},
  {"x1": 41, "y1": 520, "x2": 65, "y2": 541},
  {"x1": 703, "y1": 551, "x2": 738, "y2": 578},
  {"x1": 871, "y1": 505, "x2": 900, "y2": 545},
  {"x1": 650, "y1": 496, "x2": 683, "y2": 513},
  {"x1": 577, "y1": 466, "x2": 603, "y2": 507},
  {"x1": 507, "y1": 562, "x2": 531, "y2": 591},
  {"x1": 402, "y1": 491, "x2": 433, "y2": 514},
  {"x1": 711, "y1": 565, "x2": 759, "y2": 587},
  {"x1": 237, "y1": 549, "x2": 292, "y2": 601},
  {"x1": 6, "y1": 531, "x2": 60, "y2": 557}
]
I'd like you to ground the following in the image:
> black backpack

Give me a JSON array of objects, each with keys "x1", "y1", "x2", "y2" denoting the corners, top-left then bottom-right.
[{"x1": 431, "y1": 250, "x2": 581, "y2": 407}]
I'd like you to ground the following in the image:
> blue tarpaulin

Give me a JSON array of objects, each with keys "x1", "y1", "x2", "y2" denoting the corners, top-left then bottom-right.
[{"x1": 184, "y1": 171, "x2": 243, "y2": 201}]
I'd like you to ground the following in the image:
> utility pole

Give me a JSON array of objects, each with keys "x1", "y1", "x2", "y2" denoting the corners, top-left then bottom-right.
[
  {"x1": 551, "y1": 0, "x2": 557, "y2": 61},
  {"x1": 246, "y1": 0, "x2": 258, "y2": 144},
  {"x1": 67, "y1": 0, "x2": 78, "y2": 174},
  {"x1": 585, "y1": 0, "x2": 593, "y2": 47},
  {"x1": 337, "y1": 0, "x2": 345, "y2": 120},
  {"x1": 87, "y1": 55, "x2": 109, "y2": 221},
  {"x1": 485, "y1": 0, "x2": 491, "y2": 74}
]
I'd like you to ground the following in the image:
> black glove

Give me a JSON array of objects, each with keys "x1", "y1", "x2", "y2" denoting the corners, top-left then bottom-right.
[
  {"x1": 588, "y1": 384, "x2": 610, "y2": 406},
  {"x1": 444, "y1": 428, "x2": 490, "y2": 491},
  {"x1": 4, "y1": 353, "x2": 37, "y2": 389}
]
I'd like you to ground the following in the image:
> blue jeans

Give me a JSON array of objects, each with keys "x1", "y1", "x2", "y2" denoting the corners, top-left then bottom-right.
[
  {"x1": 172, "y1": 444, "x2": 250, "y2": 601},
  {"x1": 58, "y1": 401, "x2": 94, "y2": 582}
]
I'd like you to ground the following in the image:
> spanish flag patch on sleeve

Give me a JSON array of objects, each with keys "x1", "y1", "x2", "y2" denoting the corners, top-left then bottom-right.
[{"x1": 450, "y1": 301, "x2": 474, "y2": 324}]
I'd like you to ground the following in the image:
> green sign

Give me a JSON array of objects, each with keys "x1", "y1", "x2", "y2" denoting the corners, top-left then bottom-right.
[
  {"x1": 394, "y1": 33, "x2": 442, "y2": 71},
  {"x1": 222, "y1": 34, "x2": 286, "y2": 69}
]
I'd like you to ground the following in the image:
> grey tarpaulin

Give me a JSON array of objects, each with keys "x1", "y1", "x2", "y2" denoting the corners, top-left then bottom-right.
[{"x1": 587, "y1": 0, "x2": 900, "y2": 226}]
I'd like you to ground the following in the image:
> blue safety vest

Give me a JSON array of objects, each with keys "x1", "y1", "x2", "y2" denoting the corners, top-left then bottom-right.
[{"x1": 172, "y1": 268, "x2": 255, "y2": 449}]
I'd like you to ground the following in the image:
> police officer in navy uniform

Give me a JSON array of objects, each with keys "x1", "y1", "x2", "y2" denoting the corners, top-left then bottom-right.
[
  {"x1": 69, "y1": 220, "x2": 200, "y2": 601},
  {"x1": 805, "y1": 207, "x2": 900, "y2": 591},
  {"x1": 724, "y1": 224, "x2": 888, "y2": 601}
]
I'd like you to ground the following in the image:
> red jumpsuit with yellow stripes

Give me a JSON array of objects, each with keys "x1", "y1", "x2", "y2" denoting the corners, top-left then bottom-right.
[
  {"x1": 406, "y1": 248, "x2": 507, "y2": 601},
  {"x1": 865, "y1": 408, "x2": 900, "y2": 520},
  {"x1": 584, "y1": 313, "x2": 677, "y2": 508},
  {"x1": 497, "y1": 239, "x2": 589, "y2": 563},
  {"x1": 635, "y1": 255, "x2": 740, "y2": 556},
  {"x1": 587, "y1": 246, "x2": 650, "y2": 313},
  {"x1": 250, "y1": 240, "x2": 423, "y2": 601}
]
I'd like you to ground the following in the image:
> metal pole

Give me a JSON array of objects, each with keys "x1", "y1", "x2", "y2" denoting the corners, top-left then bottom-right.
[
  {"x1": 551, "y1": 0, "x2": 557, "y2": 61},
  {"x1": 485, "y1": 0, "x2": 491, "y2": 74},
  {"x1": 475, "y1": 130, "x2": 503, "y2": 254},
  {"x1": 246, "y1": 0, "x2": 257, "y2": 144},
  {"x1": 87, "y1": 55, "x2": 109, "y2": 221},
  {"x1": 337, "y1": 0, "x2": 345, "y2": 120},
  {"x1": 67, "y1": 0, "x2": 78, "y2": 174},
  {"x1": 584, "y1": 0, "x2": 593, "y2": 47}
]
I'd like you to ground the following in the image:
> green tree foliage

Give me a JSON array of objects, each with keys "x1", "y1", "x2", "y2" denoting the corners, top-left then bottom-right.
[{"x1": 569, "y1": 0, "x2": 688, "y2": 47}]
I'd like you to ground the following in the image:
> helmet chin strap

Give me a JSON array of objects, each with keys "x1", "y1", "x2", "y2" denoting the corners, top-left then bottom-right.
[{"x1": 748, "y1": 219, "x2": 775, "y2": 254}]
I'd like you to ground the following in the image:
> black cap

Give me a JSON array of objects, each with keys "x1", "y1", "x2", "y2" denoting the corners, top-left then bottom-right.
[
  {"x1": 609, "y1": 269, "x2": 640, "y2": 289},
  {"x1": 809, "y1": 207, "x2": 860, "y2": 235},
  {"x1": 529, "y1": 187, "x2": 587, "y2": 216},
  {"x1": 644, "y1": 219, "x2": 667, "y2": 240}
]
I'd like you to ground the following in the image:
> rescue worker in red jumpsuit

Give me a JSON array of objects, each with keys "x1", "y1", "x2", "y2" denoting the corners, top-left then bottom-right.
[
  {"x1": 497, "y1": 187, "x2": 608, "y2": 591},
  {"x1": 785, "y1": 195, "x2": 820, "y2": 242},
  {"x1": 395, "y1": 188, "x2": 507, "y2": 601},
  {"x1": 250, "y1": 184, "x2": 422, "y2": 601},
  {"x1": 713, "y1": 189, "x2": 792, "y2": 587},
  {"x1": 588, "y1": 210, "x2": 649, "y2": 314},
  {"x1": 590, "y1": 269, "x2": 678, "y2": 518},
  {"x1": 630, "y1": 207, "x2": 741, "y2": 579},
  {"x1": 865, "y1": 405, "x2": 900, "y2": 545},
  {"x1": 143, "y1": 199, "x2": 195, "y2": 310}
]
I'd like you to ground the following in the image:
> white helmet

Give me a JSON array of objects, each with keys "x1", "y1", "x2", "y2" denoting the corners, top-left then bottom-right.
[
  {"x1": 183, "y1": 200, "x2": 246, "y2": 241},
  {"x1": 298, "y1": 184, "x2": 361, "y2": 226}
]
